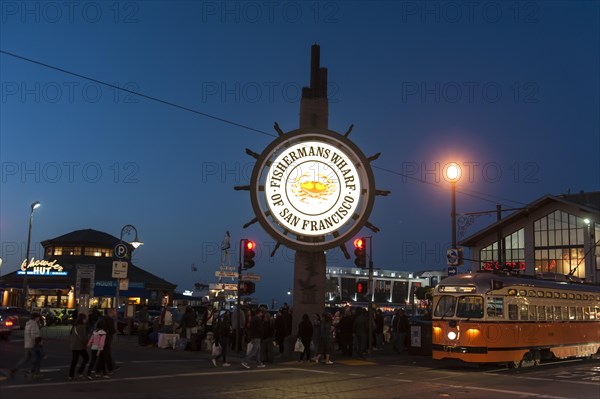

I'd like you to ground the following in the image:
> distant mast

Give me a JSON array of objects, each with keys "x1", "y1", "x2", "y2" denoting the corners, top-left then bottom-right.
[{"x1": 300, "y1": 44, "x2": 328, "y2": 129}]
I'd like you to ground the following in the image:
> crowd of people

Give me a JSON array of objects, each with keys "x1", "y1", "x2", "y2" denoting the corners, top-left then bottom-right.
[
  {"x1": 10, "y1": 307, "x2": 120, "y2": 381},
  {"x1": 9, "y1": 303, "x2": 430, "y2": 379}
]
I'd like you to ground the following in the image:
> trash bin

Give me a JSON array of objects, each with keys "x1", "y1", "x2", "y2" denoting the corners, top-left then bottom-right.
[{"x1": 408, "y1": 321, "x2": 432, "y2": 355}]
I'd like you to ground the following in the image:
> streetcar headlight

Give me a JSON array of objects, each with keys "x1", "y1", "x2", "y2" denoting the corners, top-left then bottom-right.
[{"x1": 447, "y1": 331, "x2": 457, "y2": 340}]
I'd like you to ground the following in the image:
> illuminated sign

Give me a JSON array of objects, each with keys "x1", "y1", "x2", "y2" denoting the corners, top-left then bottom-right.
[
  {"x1": 18, "y1": 258, "x2": 67, "y2": 276},
  {"x1": 482, "y1": 261, "x2": 525, "y2": 272},
  {"x1": 439, "y1": 286, "x2": 476, "y2": 293},
  {"x1": 247, "y1": 128, "x2": 379, "y2": 251},
  {"x1": 265, "y1": 141, "x2": 361, "y2": 236}
]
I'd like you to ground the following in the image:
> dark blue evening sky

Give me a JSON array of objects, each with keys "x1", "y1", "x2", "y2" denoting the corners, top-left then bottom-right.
[{"x1": 1, "y1": 1, "x2": 598, "y2": 306}]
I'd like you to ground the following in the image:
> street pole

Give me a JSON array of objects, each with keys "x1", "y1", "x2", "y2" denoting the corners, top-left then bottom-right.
[
  {"x1": 22, "y1": 201, "x2": 40, "y2": 309},
  {"x1": 367, "y1": 236, "x2": 373, "y2": 356},
  {"x1": 451, "y1": 181, "x2": 457, "y2": 249},
  {"x1": 236, "y1": 239, "x2": 243, "y2": 352}
]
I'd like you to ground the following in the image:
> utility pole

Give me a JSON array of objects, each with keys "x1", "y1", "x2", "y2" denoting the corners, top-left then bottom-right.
[{"x1": 367, "y1": 236, "x2": 373, "y2": 356}]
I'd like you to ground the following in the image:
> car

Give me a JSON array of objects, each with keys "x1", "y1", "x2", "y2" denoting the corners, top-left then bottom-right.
[
  {"x1": 0, "y1": 309, "x2": 19, "y2": 339},
  {"x1": 0, "y1": 306, "x2": 32, "y2": 329}
]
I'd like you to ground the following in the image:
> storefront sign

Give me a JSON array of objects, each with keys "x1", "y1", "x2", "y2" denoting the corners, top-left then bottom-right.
[{"x1": 18, "y1": 258, "x2": 67, "y2": 276}]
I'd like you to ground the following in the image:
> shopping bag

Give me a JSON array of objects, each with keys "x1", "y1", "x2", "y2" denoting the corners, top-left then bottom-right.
[
  {"x1": 212, "y1": 343, "x2": 222, "y2": 357},
  {"x1": 294, "y1": 338, "x2": 305, "y2": 352}
]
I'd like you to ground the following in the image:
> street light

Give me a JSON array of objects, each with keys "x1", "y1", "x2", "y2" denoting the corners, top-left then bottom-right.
[
  {"x1": 121, "y1": 224, "x2": 143, "y2": 249},
  {"x1": 444, "y1": 163, "x2": 461, "y2": 248},
  {"x1": 116, "y1": 224, "x2": 143, "y2": 311},
  {"x1": 22, "y1": 201, "x2": 41, "y2": 308}
]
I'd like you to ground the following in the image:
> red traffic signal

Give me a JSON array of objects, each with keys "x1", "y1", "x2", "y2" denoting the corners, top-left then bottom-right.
[
  {"x1": 356, "y1": 281, "x2": 366, "y2": 294},
  {"x1": 353, "y1": 237, "x2": 367, "y2": 268},
  {"x1": 243, "y1": 240, "x2": 256, "y2": 269},
  {"x1": 240, "y1": 281, "x2": 256, "y2": 295}
]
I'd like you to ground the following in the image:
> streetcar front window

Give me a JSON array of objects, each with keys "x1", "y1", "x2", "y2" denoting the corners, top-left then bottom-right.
[
  {"x1": 456, "y1": 296, "x2": 484, "y2": 318},
  {"x1": 434, "y1": 295, "x2": 457, "y2": 317}
]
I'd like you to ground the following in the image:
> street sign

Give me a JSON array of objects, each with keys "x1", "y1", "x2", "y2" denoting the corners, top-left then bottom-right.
[
  {"x1": 215, "y1": 271, "x2": 238, "y2": 278},
  {"x1": 240, "y1": 274, "x2": 261, "y2": 282},
  {"x1": 446, "y1": 248, "x2": 463, "y2": 266},
  {"x1": 209, "y1": 283, "x2": 238, "y2": 291},
  {"x1": 112, "y1": 261, "x2": 128, "y2": 278},
  {"x1": 448, "y1": 266, "x2": 457, "y2": 276},
  {"x1": 114, "y1": 243, "x2": 129, "y2": 259}
]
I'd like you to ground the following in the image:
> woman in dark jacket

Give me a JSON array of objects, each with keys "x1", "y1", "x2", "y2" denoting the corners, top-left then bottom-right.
[
  {"x1": 211, "y1": 311, "x2": 232, "y2": 367},
  {"x1": 297, "y1": 314, "x2": 313, "y2": 362},
  {"x1": 68, "y1": 313, "x2": 89, "y2": 380}
]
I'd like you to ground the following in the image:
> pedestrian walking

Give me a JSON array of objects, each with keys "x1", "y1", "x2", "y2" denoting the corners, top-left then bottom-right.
[
  {"x1": 11, "y1": 312, "x2": 42, "y2": 377},
  {"x1": 87, "y1": 319, "x2": 109, "y2": 379},
  {"x1": 296, "y1": 313, "x2": 313, "y2": 362},
  {"x1": 352, "y1": 307, "x2": 368, "y2": 359},
  {"x1": 68, "y1": 313, "x2": 89, "y2": 380},
  {"x1": 100, "y1": 309, "x2": 117, "y2": 374},
  {"x1": 261, "y1": 311, "x2": 275, "y2": 363},
  {"x1": 211, "y1": 310, "x2": 232, "y2": 367},
  {"x1": 241, "y1": 308, "x2": 265, "y2": 369},
  {"x1": 29, "y1": 337, "x2": 45, "y2": 379},
  {"x1": 311, "y1": 313, "x2": 321, "y2": 357},
  {"x1": 313, "y1": 312, "x2": 334, "y2": 365},
  {"x1": 393, "y1": 309, "x2": 410, "y2": 353}
]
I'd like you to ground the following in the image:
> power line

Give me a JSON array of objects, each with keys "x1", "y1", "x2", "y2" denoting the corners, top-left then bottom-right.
[
  {"x1": 0, "y1": 49, "x2": 532, "y2": 210},
  {"x1": 0, "y1": 49, "x2": 277, "y2": 139}
]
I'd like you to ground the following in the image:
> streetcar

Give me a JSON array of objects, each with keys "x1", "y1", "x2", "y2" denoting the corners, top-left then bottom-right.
[{"x1": 431, "y1": 271, "x2": 600, "y2": 367}]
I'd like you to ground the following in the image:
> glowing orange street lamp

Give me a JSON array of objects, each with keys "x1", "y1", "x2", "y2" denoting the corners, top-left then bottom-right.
[{"x1": 445, "y1": 163, "x2": 461, "y2": 248}]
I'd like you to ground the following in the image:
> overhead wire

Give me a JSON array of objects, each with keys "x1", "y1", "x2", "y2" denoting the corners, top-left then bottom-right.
[{"x1": 0, "y1": 49, "x2": 534, "y2": 210}]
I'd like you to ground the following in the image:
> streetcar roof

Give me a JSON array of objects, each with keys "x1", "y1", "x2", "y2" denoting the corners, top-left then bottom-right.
[{"x1": 436, "y1": 272, "x2": 600, "y2": 294}]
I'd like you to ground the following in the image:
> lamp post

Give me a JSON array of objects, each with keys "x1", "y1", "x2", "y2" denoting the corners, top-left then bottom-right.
[
  {"x1": 445, "y1": 163, "x2": 461, "y2": 249},
  {"x1": 22, "y1": 201, "x2": 41, "y2": 308},
  {"x1": 116, "y1": 224, "x2": 143, "y2": 311}
]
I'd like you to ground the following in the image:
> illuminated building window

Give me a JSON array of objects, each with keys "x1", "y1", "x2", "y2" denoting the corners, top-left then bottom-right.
[
  {"x1": 54, "y1": 246, "x2": 82, "y2": 256},
  {"x1": 534, "y1": 210, "x2": 586, "y2": 278},
  {"x1": 84, "y1": 247, "x2": 112, "y2": 257}
]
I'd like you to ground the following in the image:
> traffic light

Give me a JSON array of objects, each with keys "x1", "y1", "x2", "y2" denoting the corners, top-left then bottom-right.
[
  {"x1": 240, "y1": 281, "x2": 256, "y2": 295},
  {"x1": 243, "y1": 240, "x2": 256, "y2": 269},
  {"x1": 356, "y1": 281, "x2": 366, "y2": 294},
  {"x1": 354, "y1": 237, "x2": 367, "y2": 268}
]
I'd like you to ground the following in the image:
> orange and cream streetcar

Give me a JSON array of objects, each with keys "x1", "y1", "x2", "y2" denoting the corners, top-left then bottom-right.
[{"x1": 432, "y1": 271, "x2": 600, "y2": 367}]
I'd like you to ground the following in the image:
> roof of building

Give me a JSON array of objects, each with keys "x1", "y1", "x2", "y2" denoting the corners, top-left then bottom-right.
[
  {"x1": 460, "y1": 191, "x2": 599, "y2": 246},
  {"x1": 41, "y1": 228, "x2": 123, "y2": 247},
  {"x1": 2, "y1": 228, "x2": 176, "y2": 291}
]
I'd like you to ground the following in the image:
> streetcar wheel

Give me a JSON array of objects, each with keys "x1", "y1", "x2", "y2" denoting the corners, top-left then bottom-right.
[
  {"x1": 533, "y1": 350, "x2": 541, "y2": 366},
  {"x1": 509, "y1": 360, "x2": 521, "y2": 368}
]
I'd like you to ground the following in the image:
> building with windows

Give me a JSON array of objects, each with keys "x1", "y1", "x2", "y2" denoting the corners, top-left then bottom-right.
[
  {"x1": 0, "y1": 229, "x2": 176, "y2": 310},
  {"x1": 460, "y1": 191, "x2": 600, "y2": 283},
  {"x1": 324, "y1": 266, "x2": 445, "y2": 310}
]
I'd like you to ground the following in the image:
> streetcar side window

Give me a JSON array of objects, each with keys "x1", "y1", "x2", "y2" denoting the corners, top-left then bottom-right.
[
  {"x1": 456, "y1": 296, "x2": 483, "y2": 318},
  {"x1": 576, "y1": 307, "x2": 583, "y2": 320},
  {"x1": 546, "y1": 306, "x2": 554, "y2": 320},
  {"x1": 569, "y1": 306, "x2": 576, "y2": 320},
  {"x1": 508, "y1": 304, "x2": 518, "y2": 320},
  {"x1": 529, "y1": 305, "x2": 537, "y2": 320},
  {"x1": 538, "y1": 305, "x2": 546, "y2": 320},
  {"x1": 554, "y1": 306, "x2": 562, "y2": 321},
  {"x1": 487, "y1": 297, "x2": 504, "y2": 318},
  {"x1": 434, "y1": 295, "x2": 457, "y2": 317},
  {"x1": 520, "y1": 305, "x2": 529, "y2": 320}
]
